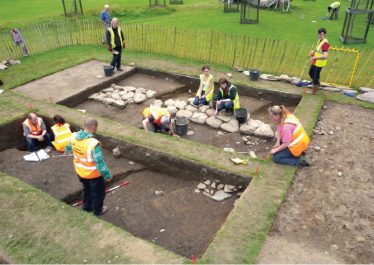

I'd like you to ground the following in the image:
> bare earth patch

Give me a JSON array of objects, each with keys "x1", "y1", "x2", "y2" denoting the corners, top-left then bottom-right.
[{"x1": 257, "y1": 102, "x2": 374, "y2": 263}]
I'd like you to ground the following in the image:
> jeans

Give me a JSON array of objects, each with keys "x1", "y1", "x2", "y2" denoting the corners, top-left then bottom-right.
[
  {"x1": 217, "y1": 100, "x2": 234, "y2": 112},
  {"x1": 272, "y1": 148, "x2": 300, "y2": 166},
  {"x1": 309, "y1": 64, "x2": 322, "y2": 85},
  {"x1": 193, "y1": 96, "x2": 208, "y2": 106},
  {"x1": 111, "y1": 47, "x2": 122, "y2": 69},
  {"x1": 25, "y1": 133, "x2": 52, "y2": 152},
  {"x1": 146, "y1": 122, "x2": 169, "y2": 133},
  {"x1": 78, "y1": 176, "x2": 106, "y2": 216}
]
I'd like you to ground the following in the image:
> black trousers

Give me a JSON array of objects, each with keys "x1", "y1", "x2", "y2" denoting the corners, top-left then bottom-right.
[
  {"x1": 78, "y1": 176, "x2": 106, "y2": 216},
  {"x1": 111, "y1": 47, "x2": 122, "y2": 69},
  {"x1": 309, "y1": 64, "x2": 323, "y2": 85}
]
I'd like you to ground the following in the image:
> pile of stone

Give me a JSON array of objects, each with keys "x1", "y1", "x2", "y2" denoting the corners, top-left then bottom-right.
[
  {"x1": 88, "y1": 84, "x2": 156, "y2": 109},
  {"x1": 0, "y1": 59, "x2": 21, "y2": 70},
  {"x1": 242, "y1": 135, "x2": 267, "y2": 146},
  {"x1": 195, "y1": 179, "x2": 243, "y2": 201},
  {"x1": 239, "y1": 118, "x2": 274, "y2": 138}
]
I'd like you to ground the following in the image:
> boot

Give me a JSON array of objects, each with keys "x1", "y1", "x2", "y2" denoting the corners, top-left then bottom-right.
[{"x1": 312, "y1": 84, "x2": 319, "y2": 95}]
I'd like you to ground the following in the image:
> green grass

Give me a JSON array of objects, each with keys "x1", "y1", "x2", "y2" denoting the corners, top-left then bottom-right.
[{"x1": 1, "y1": 0, "x2": 373, "y2": 49}]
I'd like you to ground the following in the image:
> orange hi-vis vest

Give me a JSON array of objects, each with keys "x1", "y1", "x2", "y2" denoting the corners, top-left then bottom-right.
[
  {"x1": 71, "y1": 133, "x2": 101, "y2": 179},
  {"x1": 51, "y1": 123, "x2": 72, "y2": 152},
  {"x1": 143, "y1": 106, "x2": 170, "y2": 125},
  {"x1": 23, "y1": 117, "x2": 43, "y2": 135},
  {"x1": 281, "y1": 114, "x2": 310, "y2": 156}
]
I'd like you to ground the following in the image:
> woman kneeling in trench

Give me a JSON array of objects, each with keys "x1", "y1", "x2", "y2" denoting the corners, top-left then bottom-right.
[
  {"x1": 193, "y1": 65, "x2": 215, "y2": 107},
  {"x1": 268, "y1": 105, "x2": 311, "y2": 167}
]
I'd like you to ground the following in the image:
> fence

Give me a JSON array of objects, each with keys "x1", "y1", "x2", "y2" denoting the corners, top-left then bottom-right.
[{"x1": 1, "y1": 18, "x2": 373, "y2": 88}]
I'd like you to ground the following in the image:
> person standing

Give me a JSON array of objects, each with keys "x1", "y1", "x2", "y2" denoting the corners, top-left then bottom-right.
[
  {"x1": 308, "y1": 28, "x2": 329, "y2": 95},
  {"x1": 106, "y1": 18, "x2": 125, "y2": 71},
  {"x1": 328, "y1": 2, "x2": 341, "y2": 20},
  {"x1": 214, "y1": 78, "x2": 240, "y2": 116},
  {"x1": 100, "y1": 4, "x2": 111, "y2": 43},
  {"x1": 193, "y1": 65, "x2": 215, "y2": 107},
  {"x1": 23, "y1": 113, "x2": 52, "y2": 152},
  {"x1": 65, "y1": 118, "x2": 112, "y2": 216},
  {"x1": 51, "y1": 114, "x2": 72, "y2": 153}
]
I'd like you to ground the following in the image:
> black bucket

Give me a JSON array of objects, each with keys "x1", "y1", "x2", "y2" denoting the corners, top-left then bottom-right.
[
  {"x1": 249, "y1": 69, "x2": 260, "y2": 81},
  {"x1": 235, "y1": 108, "x2": 248, "y2": 124},
  {"x1": 103, "y1": 65, "x2": 114, "y2": 77},
  {"x1": 175, "y1": 117, "x2": 189, "y2": 136}
]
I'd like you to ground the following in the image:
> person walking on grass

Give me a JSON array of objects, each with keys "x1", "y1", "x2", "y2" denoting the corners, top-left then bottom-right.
[
  {"x1": 268, "y1": 105, "x2": 310, "y2": 167},
  {"x1": 100, "y1": 4, "x2": 111, "y2": 43},
  {"x1": 308, "y1": 28, "x2": 329, "y2": 95},
  {"x1": 106, "y1": 18, "x2": 125, "y2": 72},
  {"x1": 193, "y1": 65, "x2": 215, "y2": 107},
  {"x1": 65, "y1": 118, "x2": 112, "y2": 216}
]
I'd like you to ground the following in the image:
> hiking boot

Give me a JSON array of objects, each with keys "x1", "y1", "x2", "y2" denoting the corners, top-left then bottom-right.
[{"x1": 298, "y1": 156, "x2": 311, "y2": 167}]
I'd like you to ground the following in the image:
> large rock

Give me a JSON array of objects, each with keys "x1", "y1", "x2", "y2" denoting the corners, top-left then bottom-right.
[
  {"x1": 153, "y1": 99, "x2": 163, "y2": 107},
  {"x1": 240, "y1": 119, "x2": 265, "y2": 135},
  {"x1": 186, "y1": 105, "x2": 198, "y2": 112},
  {"x1": 187, "y1": 97, "x2": 195, "y2": 105},
  {"x1": 135, "y1": 87, "x2": 146, "y2": 94},
  {"x1": 199, "y1": 105, "x2": 210, "y2": 113},
  {"x1": 205, "y1": 109, "x2": 216, "y2": 117},
  {"x1": 166, "y1": 106, "x2": 178, "y2": 116},
  {"x1": 146, "y1": 90, "x2": 156, "y2": 99},
  {"x1": 358, "y1": 87, "x2": 374, "y2": 94},
  {"x1": 176, "y1": 110, "x2": 193, "y2": 119},
  {"x1": 124, "y1": 86, "x2": 136, "y2": 92},
  {"x1": 133, "y1": 93, "x2": 147, "y2": 103},
  {"x1": 206, "y1": 116, "x2": 223, "y2": 128},
  {"x1": 111, "y1": 84, "x2": 125, "y2": 90},
  {"x1": 102, "y1": 98, "x2": 116, "y2": 106},
  {"x1": 164, "y1": 99, "x2": 176, "y2": 107},
  {"x1": 254, "y1": 124, "x2": 274, "y2": 138},
  {"x1": 103, "y1": 87, "x2": 114, "y2": 93},
  {"x1": 121, "y1": 92, "x2": 135, "y2": 101},
  {"x1": 190, "y1": 112, "x2": 208, "y2": 124},
  {"x1": 111, "y1": 93, "x2": 121, "y2": 100},
  {"x1": 175, "y1": 100, "x2": 187, "y2": 110},
  {"x1": 220, "y1": 119, "x2": 239, "y2": 133},
  {"x1": 113, "y1": 100, "x2": 126, "y2": 108},
  {"x1": 356, "y1": 92, "x2": 374, "y2": 104},
  {"x1": 216, "y1": 114, "x2": 234, "y2": 123}
]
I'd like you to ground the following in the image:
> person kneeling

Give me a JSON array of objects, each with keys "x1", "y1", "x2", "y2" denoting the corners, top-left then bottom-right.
[
  {"x1": 268, "y1": 105, "x2": 310, "y2": 167},
  {"x1": 214, "y1": 78, "x2": 240, "y2": 116},
  {"x1": 142, "y1": 105, "x2": 179, "y2": 138},
  {"x1": 51, "y1": 114, "x2": 72, "y2": 152}
]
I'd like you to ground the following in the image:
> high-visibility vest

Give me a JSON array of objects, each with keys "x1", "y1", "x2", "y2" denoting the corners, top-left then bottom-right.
[
  {"x1": 143, "y1": 106, "x2": 170, "y2": 125},
  {"x1": 51, "y1": 123, "x2": 72, "y2": 152},
  {"x1": 329, "y1": 2, "x2": 341, "y2": 9},
  {"x1": 108, "y1": 26, "x2": 123, "y2": 49},
  {"x1": 71, "y1": 134, "x2": 101, "y2": 179},
  {"x1": 196, "y1": 74, "x2": 214, "y2": 102},
  {"x1": 23, "y1": 117, "x2": 43, "y2": 136},
  {"x1": 314, "y1": 38, "x2": 329, "y2": 68},
  {"x1": 219, "y1": 85, "x2": 240, "y2": 110},
  {"x1": 281, "y1": 114, "x2": 310, "y2": 157}
]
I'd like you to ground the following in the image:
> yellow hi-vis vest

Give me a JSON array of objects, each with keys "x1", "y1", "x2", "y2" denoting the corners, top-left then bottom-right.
[
  {"x1": 71, "y1": 133, "x2": 101, "y2": 179},
  {"x1": 143, "y1": 106, "x2": 170, "y2": 125},
  {"x1": 196, "y1": 74, "x2": 214, "y2": 102},
  {"x1": 108, "y1": 27, "x2": 123, "y2": 49},
  {"x1": 51, "y1": 123, "x2": 72, "y2": 152},
  {"x1": 219, "y1": 85, "x2": 240, "y2": 110},
  {"x1": 23, "y1": 117, "x2": 43, "y2": 135},
  {"x1": 314, "y1": 38, "x2": 329, "y2": 68},
  {"x1": 330, "y1": 2, "x2": 341, "y2": 9},
  {"x1": 281, "y1": 114, "x2": 310, "y2": 157}
]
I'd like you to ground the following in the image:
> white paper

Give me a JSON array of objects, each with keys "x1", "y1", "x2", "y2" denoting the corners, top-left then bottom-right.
[
  {"x1": 36, "y1": 149, "x2": 49, "y2": 161},
  {"x1": 23, "y1": 152, "x2": 39, "y2": 162},
  {"x1": 0, "y1": 89, "x2": 4, "y2": 94},
  {"x1": 23, "y1": 149, "x2": 49, "y2": 162}
]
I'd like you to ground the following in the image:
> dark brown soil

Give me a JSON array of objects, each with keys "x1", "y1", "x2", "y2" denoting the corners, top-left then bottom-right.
[{"x1": 257, "y1": 102, "x2": 374, "y2": 263}]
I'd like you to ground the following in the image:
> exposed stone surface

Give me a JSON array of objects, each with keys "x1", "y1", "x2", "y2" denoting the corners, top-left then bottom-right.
[
  {"x1": 197, "y1": 183, "x2": 206, "y2": 190},
  {"x1": 216, "y1": 114, "x2": 234, "y2": 123},
  {"x1": 254, "y1": 124, "x2": 274, "y2": 138},
  {"x1": 164, "y1": 99, "x2": 176, "y2": 107},
  {"x1": 146, "y1": 90, "x2": 156, "y2": 98},
  {"x1": 133, "y1": 93, "x2": 147, "y2": 103},
  {"x1": 124, "y1": 86, "x2": 136, "y2": 92},
  {"x1": 240, "y1": 119, "x2": 265, "y2": 135},
  {"x1": 176, "y1": 110, "x2": 193, "y2": 119},
  {"x1": 204, "y1": 190, "x2": 232, "y2": 201},
  {"x1": 166, "y1": 106, "x2": 178, "y2": 116},
  {"x1": 199, "y1": 105, "x2": 210, "y2": 113},
  {"x1": 113, "y1": 100, "x2": 126, "y2": 108},
  {"x1": 175, "y1": 100, "x2": 187, "y2": 110},
  {"x1": 205, "y1": 109, "x2": 215, "y2": 117},
  {"x1": 103, "y1": 87, "x2": 114, "y2": 93},
  {"x1": 103, "y1": 98, "x2": 116, "y2": 105},
  {"x1": 206, "y1": 116, "x2": 223, "y2": 129},
  {"x1": 111, "y1": 93, "x2": 121, "y2": 100},
  {"x1": 153, "y1": 99, "x2": 163, "y2": 107},
  {"x1": 186, "y1": 105, "x2": 198, "y2": 112},
  {"x1": 359, "y1": 87, "x2": 374, "y2": 94},
  {"x1": 220, "y1": 119, "x2": 239, "y2": 133},
  {"x1": 112, "y1": 146, "x2": 122, "y2": 158},
  {"x1": 187, "y1": 97, "x2": 195, "y2": 105},
  {"x1": 357, "y1": 92, "x2": 374, "y2": 103},
  {"x1": 190, "y1": 112, "x2": 208, "y2": 124},
  {"x1": 135, "y1": 87, "x2": 146, "y2": 94},
  {"x1": 121, "y1": 92, "x2": 135, "y2": 100}
]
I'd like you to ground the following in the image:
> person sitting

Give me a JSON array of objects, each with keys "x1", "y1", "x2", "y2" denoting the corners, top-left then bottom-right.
[
  {"x1": 268, "y1": 105, "x2": 310, "y2": 167},
  {"x1": 142, "y1": 105, "x2": 179, "y2": 137},
  {"x1": 51, "y1": 114, "x2": 72, "y2": 153},
  {"x1": 193, "y1": 65, "x2": 215, "y2": 107},
  {"x1": 214, "y1": 77, "x2": 240, "y2": 116},
  {"x1": 23, "y1": 112, "x2": 52, "y2": 152}
]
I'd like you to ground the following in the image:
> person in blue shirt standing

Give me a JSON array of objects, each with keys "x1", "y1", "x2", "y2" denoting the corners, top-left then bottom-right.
[{"x1": 100, "y1": 4, "x2": 111, "y2": 43}]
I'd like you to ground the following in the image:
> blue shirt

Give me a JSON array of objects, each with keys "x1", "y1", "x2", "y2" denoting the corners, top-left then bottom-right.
[{"x1": 100, "y1": 10, "x2": 111, "y2": 25}]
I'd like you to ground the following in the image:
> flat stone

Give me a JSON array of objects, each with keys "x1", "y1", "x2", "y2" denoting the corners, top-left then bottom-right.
[
  {"x1": 224, "y1": 184, "x2": 235, "y2": 193},
  {"x1": 112, "y1": 146, "x2": 121, "y2": 158},
  {"x1": 216, "y1": 114, "x2": 233, "y2": 123},
  {"x1": 210, "y1": 189, "x2": 215, "y2": 195},
  {"x1": 111, "y1": 93, "x2": 121, "y2": 100},
  {"x1": 103, "y1": 87, "x2": 114, "y2": 93},
  {"x1": 135, "y1": 87, "x2": 146, "y2": 94},
  {"x1": 220, "y1": 119, "x2": 239, "y2": 133},
  {"x1": 205, "y1": 109, "x2": 215, "y2": 117},
  {"x1": 190, "y1": 112, "x2": 208, "y2": 124},
  {"x1": 217, "y1": 184, "x2": 224, "y2": 190},
  {"x1": 204, "y1": 180, "x2": 211, "y2": 185},
  {"x1": 164, "y1": 99, "x2": 176, "y2": 107},
  {"x1": 124, "y1": 86, "x2": 136, "y2": 92},
  {"x1": 199, "y1": 105, "x2": 210, "y2": 112},
  {"x1": 121, "y1": 92, "x2": 135, "y2": 100},
  {"x1": 186, "y1": 105, "x2": 198, "y2": 112},
  {"x1": 194, "y1": 189, "x2": 200, "y2": 193},
  {"x1": 211, "y1": 182, "x2": 216, "y2": 188},
  {"x1": 166, "y1": 106, "x2": 178, "y2": 116},
  {"x1": 153, "y1": 99, "x2": 163, "y2": 107},
  {"x1": 113, "y1": 100, "x2": 126, "y2": 108},
  {"x1": 254, "y1": 124, "x2": 274, "y2": 138},
  {"x1": 133, "y1": 93, "x2": 147, "y2": 103},
  {"x1": 175, "y1": 100, "x2": 187, "y2": 110},
  {"x1": 102, "y1": 98, "x2": 116, "y2": 106},
  {"x1": 146, "y1": 90, "x2": 156, "y2": 99},
  {"x1": 358, "y1": 87, "x2": 374, "y2": 94},
  {"x1": 197, "y1": 183, "x2": 206, "y2": 190},
  {"x1": 176, "y1": 110, "x2": 193, "y2": 119},
  {"x1": 240, "y1": 119, "x2": 265, "y2": 135},
  {"x1": 206, "y1": 116, "x2": 223, "y2": 129},
  {"x1": 211, "y1": 190, "x2": 232, "y2": 201},
  {"x1": 127, "y1": 98, "x2": 134, "y2": 104},
  {"x1": 111, "y1": 84, "x2": 125, "y2": 90},
  {"x1": 356, "y1": 92, "x2": 374, "y2": 103}
]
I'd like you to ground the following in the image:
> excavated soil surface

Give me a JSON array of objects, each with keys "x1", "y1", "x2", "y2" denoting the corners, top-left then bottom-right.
[{"x1": 257, "y1": 102, "x2": 374, "y2": 263}]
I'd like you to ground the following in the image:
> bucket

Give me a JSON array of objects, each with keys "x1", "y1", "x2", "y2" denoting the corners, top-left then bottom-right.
[
  {"x1": 249, "y1": 69, "x2": 260, "y2": 81},
  {"x1": 103, "y1": 65, "x2": 114, "y2": 77},
  {"x1": 175, "y1": 117, "x2": 189, "y2": 136},
  {"x1": 234, "y1": 108, "x2": 248, "y2": 124}
]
